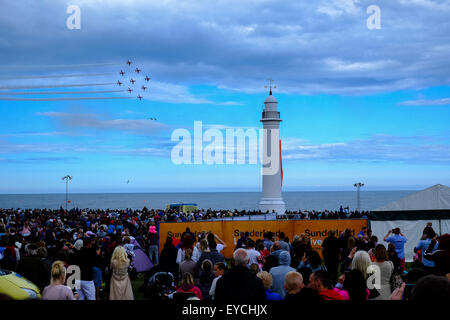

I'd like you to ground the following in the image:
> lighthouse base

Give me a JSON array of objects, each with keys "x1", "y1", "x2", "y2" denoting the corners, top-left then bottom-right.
[{"x1": 259, "y1": 198, "x2": 286, "y2": 215}]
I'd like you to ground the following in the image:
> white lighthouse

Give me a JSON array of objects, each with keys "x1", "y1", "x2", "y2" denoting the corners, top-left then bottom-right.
[{"x1": 259, "y1": 83, "x2": 286, "y2": 215}]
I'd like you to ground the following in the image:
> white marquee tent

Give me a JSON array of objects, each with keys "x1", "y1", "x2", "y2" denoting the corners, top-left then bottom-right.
[{"x1": 370, "y1": 184, "x2": 450, "y2": 262}]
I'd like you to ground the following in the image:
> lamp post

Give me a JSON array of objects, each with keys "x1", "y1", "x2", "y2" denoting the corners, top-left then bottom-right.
[
  {"x1": 353, "y1": 182, "x2": 364, "y2": 212},
  {"x1": 62, "y1": 175, "x2": 72, "y2": 212}
]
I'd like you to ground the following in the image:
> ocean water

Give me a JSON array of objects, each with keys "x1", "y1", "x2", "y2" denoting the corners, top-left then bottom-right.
[{"x1": 0, "y1": 191, "x2": 415, "y2": 211}]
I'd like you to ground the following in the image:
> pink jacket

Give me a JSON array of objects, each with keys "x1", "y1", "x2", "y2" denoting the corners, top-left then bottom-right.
[{"x1": 333, "y1": 288, "x2": 370, "y2": 300}]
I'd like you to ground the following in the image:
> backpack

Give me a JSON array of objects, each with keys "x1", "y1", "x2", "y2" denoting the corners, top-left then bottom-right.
[{"x1": 389, "y1": 261, "x2": 403, "y2": 292}]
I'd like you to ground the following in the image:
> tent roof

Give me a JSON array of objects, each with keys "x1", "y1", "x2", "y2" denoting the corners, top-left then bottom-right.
[
  {"x1": 370, "y1": 184, "x2": 450, "y2": 220},
  {"x1": 373, "y1": 184, "x2": 450, "y2": 211}
]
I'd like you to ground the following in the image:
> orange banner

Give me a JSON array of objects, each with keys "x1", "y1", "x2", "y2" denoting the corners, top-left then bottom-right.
[{"x1": 159, "y1": 219, "x2": 367, "y2": 258}]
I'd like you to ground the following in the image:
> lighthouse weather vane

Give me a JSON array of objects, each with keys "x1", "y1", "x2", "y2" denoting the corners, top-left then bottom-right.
[{"x1": 264, "y1": 78, "x2": 276, "y2": 95}]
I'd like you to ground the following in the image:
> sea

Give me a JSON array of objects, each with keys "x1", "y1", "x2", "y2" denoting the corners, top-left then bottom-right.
[{"x1": 0, "y1": 191, "x2": 415, "y2": 212}]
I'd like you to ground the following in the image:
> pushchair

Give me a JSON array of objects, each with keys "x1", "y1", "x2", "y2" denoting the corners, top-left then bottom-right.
[{"x1": 143, "y1": 271, "x2": 176, "y2": 300}]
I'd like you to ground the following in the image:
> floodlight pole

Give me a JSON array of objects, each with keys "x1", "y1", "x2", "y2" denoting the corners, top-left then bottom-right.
[
  {"x1": 62, "y1": 175, "x2": 72, "y2": 212},
  {"x1": 354, "y1": 182, "x2": 364, "y2": 212}
]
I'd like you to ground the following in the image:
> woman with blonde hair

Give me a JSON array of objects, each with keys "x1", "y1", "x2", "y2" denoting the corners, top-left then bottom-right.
[
  {"x1": 351, "y1": 250, "x2": 372, "y2": 279},
  {"x1": 109, "y1": 246, "x2": 134, "y2": 300},
  {"x1": 199, "y1": 239, "x2": 209, "y2": 253},
  {"x1": 257, "y1": 271, "x2": 282, "y2": 300},
  {"x1": 176, "y1": 272, "x2": 203, "y2": 299},
  {"x1": 42, "y1": 261, "x2": 75, "y2": 300}
]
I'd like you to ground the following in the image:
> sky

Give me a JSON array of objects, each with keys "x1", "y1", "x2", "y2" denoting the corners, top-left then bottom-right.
[{"x1": 0, "y1": 0, "x2": 449, "y2": 193}]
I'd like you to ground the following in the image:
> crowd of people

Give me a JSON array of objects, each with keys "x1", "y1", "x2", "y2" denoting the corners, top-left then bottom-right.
[
  {"x1": 0, "y1": 206, "x2": 449, "y2": 301},
  {"x1": 157, "y1": 225, "x2": 449, "y2": 302}
]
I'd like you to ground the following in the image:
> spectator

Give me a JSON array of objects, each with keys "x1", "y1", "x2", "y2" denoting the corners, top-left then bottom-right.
[
  {"x1": 42, "y1": 261, "x2": 75, "y2": 300},
  {"x1": 263, "y1": 232, "x2": 274, "y2": 252},
  {"x1": 16, "y1": 243, "x2": 51, "y2": 293},
  {"x1": 308, "y1": 270, "x2": 344, "y2": 300},
  {"x1": 209, "y1": 262, "x2": 226, "y2": 300},
  {"x1": 0, "y1": 247, "x2": 17, "y2": 271},
  {"x1": 269, "y1": 241, "x2": 283, "y2": 260},
  {"x1": 298, "y1": 250, "x2": 327, "y2": 273},
  {"x1": 147, "y1": 224, "x2": 159, "y2": 265},
  {"x1": 384, "y1": 228, "x2": 407, "y2": 271},
  {"x1": 291, "y1": 234, "x2": 311, "y2": 268},
  {"x1": 424, "y1": 234, "x2": 450, "y2": 276},
  {"x1": 197, "y1": 259, "x2": 215, "y2": 300},
  {"x1": 180, "y1": 228, "x2": 195, "y2": 241},
  {"x1": 249, "y1": 263, "x2": 260, "y2": 274},
  {"x1": 176, "y1": 234, "x2": 200, "y2": 265},
  {"x1": 350, "y1": 250, "x2": 372, "y2": 280},
  {"x1": 179, "y1": 248, "x2": 197, "y2": 279},
  {"x1": 333, "y1": 269, "x2": 368, "y2": 301},
  {"x1": 245, "y1": 238, "x2": 261, "y2": 267},
  {"x1": 256, "y1": 240, "x2": 269, "y2": 270},
  {"x1": 109, "y1": 246, "x2": 134, "y2": 300},
  {"x1": 159, "y1": 236, "x2": 178, "y2": 268},
  {"x1": 269, "y1": 251, "x2": 295, "y2": 299},
  {"x1": 321, "y1": 229, "x2": 340, "y2": 283},
  {"x1": 197, "y1": 240, "x2": 225, "y2": 267},
  {"x1": 71, "y1": 237, "x2": 101, "y2": 300},
  {"x1": 411, "y1": 274, "x2": 450, "y2": 301},
  {"x1": 415, "y1": 230, "x2": 439, "y2": 274},
  {"x1": 387, "y1": 243, "x2": 401, "y2": 273},
  {"x1": 176, "y1": 272, "x2": 203, "y2": 300},
  {"x1": 206, "y1": 233, "x2": 227, "y2": 253},
  {"x1": 371, "y1": 244, "x2": 394, "y2": 300},
  {"x1": 283, "y1": 271, "x2": 303, "y2": 300},
  {"x1": 357, "y1": 226, "x2": 368, "y2": 239},
  {"x1": 199, "y1": 239, "x2": 209, "y2": 254},
  {"x1": 257, "y1": 271, "x2": 282, "y2": 300},
  {"x1": 262, "y1": 254, "x2": 279, "y2": 272},
  {"x1": 278, "y1": 232, "x2": 290, "y2": 253},
  {"x1": 403, "y1": 268, "x2": 427, "y2": 300},
  {"x1": 215, "y1": 248, "x2": 267, "y2": 302},
  {"x1": 235, "y1": 232, "x2": 249, "y2": 250}
]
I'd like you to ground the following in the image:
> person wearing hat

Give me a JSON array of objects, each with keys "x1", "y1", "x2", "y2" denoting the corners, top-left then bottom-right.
[{"x1": 70, "y1": 237, "x2": 101, "y2": 300}]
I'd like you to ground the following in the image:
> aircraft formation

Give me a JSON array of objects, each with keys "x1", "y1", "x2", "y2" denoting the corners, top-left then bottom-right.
[
  {"x1": 0, "y1": 60, "x2": 152, "y2": 103},
  {"x1": 118, "y1": 59, "x2": 150, "y2": 101}
]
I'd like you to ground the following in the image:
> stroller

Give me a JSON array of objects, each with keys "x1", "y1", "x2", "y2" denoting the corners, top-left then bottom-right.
[{"x1": 143, "y1": 272, "x2": 176, "y2": 300}]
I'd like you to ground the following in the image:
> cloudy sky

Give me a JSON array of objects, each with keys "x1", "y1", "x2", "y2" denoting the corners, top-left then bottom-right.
[{"x1": 0, "y1": 0, "x2": 449, "y2": 193}]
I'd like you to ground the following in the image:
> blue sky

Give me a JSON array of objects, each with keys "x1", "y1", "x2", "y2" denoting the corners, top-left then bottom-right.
[{"x1": 0, "y1": 0, "x2": 449, "y2": 193}]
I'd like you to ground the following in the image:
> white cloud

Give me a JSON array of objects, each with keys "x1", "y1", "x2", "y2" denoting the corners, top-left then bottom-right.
[
  {"x1": 317, "y1": 0, "x2": 361, "y2": 17},
  {"x1": 324, "y1": 58, "x2": 397, "y2": 72},
  {"x1": 1, "y1": 0, "x2": 450, "y2": 96},
  {"x1": 282, "y1": 134, "x2": 450, "y2": 163},
  {"x1": 398, "y1": 98, "x2": 450, "y2": 106}
]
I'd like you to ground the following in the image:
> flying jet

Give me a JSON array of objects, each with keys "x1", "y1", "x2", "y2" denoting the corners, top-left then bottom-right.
[
  {"x1": 120, "y1": 70, "x2": 125, "y2": 76},
  {"x1": 144, "y1": 76, "x2": 150, "y2": 81},
  {"x1": 149, "y1": 117, "x2": 157, "y2": 120},
  {"x1": 135, "y1": 68, "x2": 141, "y2": 73},
  {"x1": 137, "y1": 95, "x2": 143, "y2": 100},
  {"x1": 141, "y1": 85, "x2": 147, "y2": 91},
  {"x1": 130, "y1": 78, "x2": 136, "y2": 84},
  {"x1": 127, "y1": 87, "x2": 133, "y2": 93},
  {"x1": 117, "y1": 80, "x2": 122, "y2": 86},
  {"x1": 126, "y1": 60, "x2": 132, "y2": 66}
]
